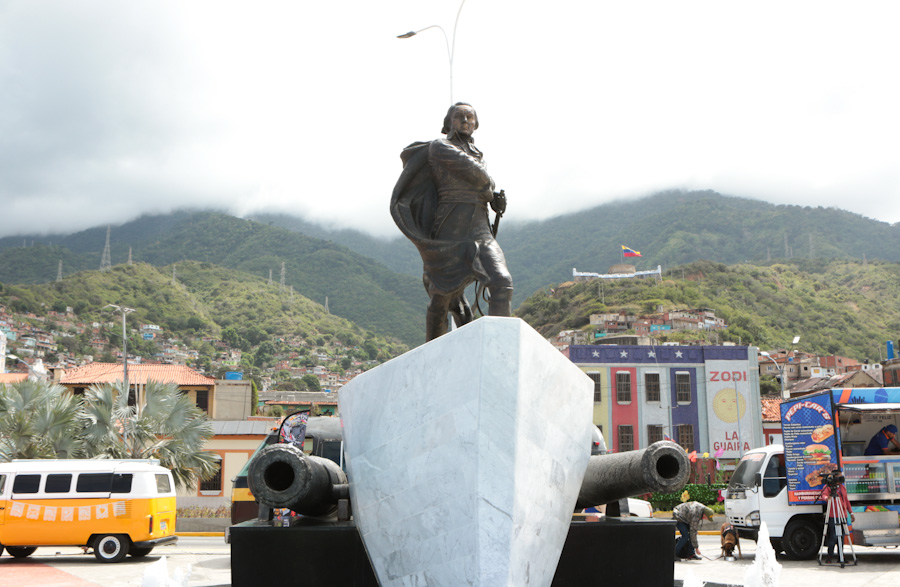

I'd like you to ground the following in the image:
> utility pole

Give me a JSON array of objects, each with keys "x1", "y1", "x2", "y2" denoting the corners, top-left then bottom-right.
[
  {"x1": 104, "y1": 304, "x2": 136, "y2": 444},
  {"x1": 100, "y1": 226, "x2": 112, "y2": 271}
]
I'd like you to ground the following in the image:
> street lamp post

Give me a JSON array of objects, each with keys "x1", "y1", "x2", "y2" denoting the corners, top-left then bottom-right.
[
  {"x1": 397, "y1": 0, "x2": 467, "y2": 104},
  {"x1": 760, "y1": 336, "x2": 800, "y2": 399},
  {"x1": 104, "y1": 303, "x2": 135, "y2": 400}
]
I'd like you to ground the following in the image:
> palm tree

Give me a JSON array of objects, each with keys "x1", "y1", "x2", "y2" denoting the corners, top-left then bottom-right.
[
  {"x1": 1, "y1": 379, "x2": 218, "y2": 490},
  {"x1": 0, "y1": 380, "x2": 84, "y2": 461},
  {"x1": 80, "y1": 380, "x2": 218, "y2": 490}
]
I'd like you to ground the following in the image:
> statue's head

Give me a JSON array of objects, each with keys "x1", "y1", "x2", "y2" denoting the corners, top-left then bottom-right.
[{"x1": 442, "y1": 102, "x2": 479, "y2": 136}]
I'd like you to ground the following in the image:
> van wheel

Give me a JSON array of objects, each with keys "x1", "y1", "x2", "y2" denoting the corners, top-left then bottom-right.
[
  {"x1": 94, "y1": 535, "x2": 129, "y2": 563},
  {"x1": 129, "y1": 546, "x2": 154, "y2": 558},
  {"x1": 6, "y1": 546, "x2": 37, "y2": 558},
  {"x1": 782, "y1": 519, "x2": 820, "y2": 560}
]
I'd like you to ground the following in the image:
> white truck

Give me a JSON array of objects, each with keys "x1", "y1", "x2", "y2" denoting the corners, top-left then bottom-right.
[{"x1": 725, "y1": 388, "x2": 900, "y2": 559}]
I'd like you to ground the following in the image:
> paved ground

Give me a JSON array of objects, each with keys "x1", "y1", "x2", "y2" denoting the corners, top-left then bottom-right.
[
  {"x1": 675, "y1": 534, "x2": 900, "y2": 587},
  {"x1": 4, "y1": 533, "x2": 900, "y2": 585},
  {"x1": 0, "y1": 536, "x2": 231, "y2": 587}
]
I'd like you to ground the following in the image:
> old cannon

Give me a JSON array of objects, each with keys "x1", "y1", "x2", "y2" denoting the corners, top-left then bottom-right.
[
  {"x1": 576, "y1": 440, "x2": 690, "y2": 510},
  {"x1": 249, "y1": 437, "x2": 689, "y2": 518},
  {"x1": 248, "y1": 443, "x2": 349, "y2": 518}
]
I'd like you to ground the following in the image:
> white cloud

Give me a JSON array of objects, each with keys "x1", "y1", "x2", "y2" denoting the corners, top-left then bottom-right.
[{"x1": 1, "y1": 1, "x2": 899, "y2": 239}]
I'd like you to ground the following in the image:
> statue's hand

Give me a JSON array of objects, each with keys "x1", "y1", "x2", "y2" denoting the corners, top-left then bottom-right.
[{"x1": 491, "y1": 190, "x2": 507, "y2": 215}]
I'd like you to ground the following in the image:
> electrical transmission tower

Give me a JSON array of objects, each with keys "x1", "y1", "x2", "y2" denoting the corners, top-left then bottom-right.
[
  {"x1": 325, "y1": 296, "x2": 330, "y2": 314},
  {"x1": 280, "y1": 262, "x2": 286, "y2": 290},
  {"x1": 56, "y1": 260, "x2": 63, "y2": 282},
  {"x1": 100, "y1": 226, "x2": 112, "y2": 271},
  {"x1": 269, "y1": 269, "x2": 273, "y2": 287},
  {"x1": 128, "y1": 247, "x2": 133, "y2": 265}
]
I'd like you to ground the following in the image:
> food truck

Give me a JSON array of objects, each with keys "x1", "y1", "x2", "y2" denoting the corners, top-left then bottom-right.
[{"x1": 724, "y1": 388, "x2": 900, "y2": 559}]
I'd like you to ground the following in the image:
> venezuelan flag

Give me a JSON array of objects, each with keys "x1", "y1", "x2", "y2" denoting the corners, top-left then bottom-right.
[{"x1": 621, "y1": 245, "x2": 642, "y2": 257}]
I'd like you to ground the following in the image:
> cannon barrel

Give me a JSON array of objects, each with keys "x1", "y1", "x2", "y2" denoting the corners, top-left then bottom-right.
[
  {"x1": 575, "y1": 440, "x2": 690, "y2": 510},
  {"x1": 248, "y1": 443, "x2": 348, "y2": 517}
]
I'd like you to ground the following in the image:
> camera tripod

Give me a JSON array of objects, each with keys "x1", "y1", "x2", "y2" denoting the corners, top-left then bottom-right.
[{"x1": 817, "y1": 483, "x2": 857, "y2": 568}]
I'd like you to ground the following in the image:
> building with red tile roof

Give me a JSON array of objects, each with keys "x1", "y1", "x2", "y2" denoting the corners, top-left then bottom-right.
[
  {"x1": 60, "y1": 363, "x2": 215, "y2": 387},
  {"x1": 59, "y1": 363, "x2": 217, "y2": 415},
  {"x1": 761, "y1": 398, "x2": 784, "y2": 446},
  {"x1": 0, "y1": 373, "x2": 28, "y2": 385}
]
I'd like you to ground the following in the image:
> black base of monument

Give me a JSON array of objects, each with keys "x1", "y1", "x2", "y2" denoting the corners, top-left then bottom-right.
[
  {"x1": 231, "y1": 517, "x2": 676, "y2": 587},
  {"x1": 552, "y1": 518, "x2": 675, "y2": 587}
]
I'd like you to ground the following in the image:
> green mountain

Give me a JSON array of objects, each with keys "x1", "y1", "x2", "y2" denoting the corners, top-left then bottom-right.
[
  {"x1": 255, "y1": 191, "x2": 900, "y2": 308},
  {"x1": 1, "y1": 261, "x2": 406, "y2": 360},
  {"x1": 515, "y1": 258, "x2": 900, "y2": 361},
  {"x1": 3, "y1": 191, "x2": 898, "y2": 348},
  {"x1": 0, "y1": 212, "x2": 427, "y2": 346}
]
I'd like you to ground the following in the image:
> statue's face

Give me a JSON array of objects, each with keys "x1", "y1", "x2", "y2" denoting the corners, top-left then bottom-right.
[{"x1": 449, "y1": 105, "x2": 477, "y2": 137}]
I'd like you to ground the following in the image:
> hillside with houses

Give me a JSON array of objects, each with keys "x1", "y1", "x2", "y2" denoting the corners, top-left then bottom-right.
[{"x1": 0, "y1": 261, "x2": 405, "y2": 400}]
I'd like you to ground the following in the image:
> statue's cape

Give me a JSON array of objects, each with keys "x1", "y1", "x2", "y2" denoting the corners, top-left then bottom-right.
[{"x1": 390, "y1": 141, "x2": 487, "y2": 295}]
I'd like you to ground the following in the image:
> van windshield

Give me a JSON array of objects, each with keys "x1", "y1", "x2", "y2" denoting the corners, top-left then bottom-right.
[{"x1": 729, "y1": 452, "x2": 766, "y2": 489}]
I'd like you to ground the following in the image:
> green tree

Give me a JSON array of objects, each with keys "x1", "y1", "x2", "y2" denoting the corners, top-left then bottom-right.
[
  {"x1": 251, "y1": 379, "x2": 259, "y2": 415},
  {"x1": 80, "y1": 381, "x2": 218, "y2": 489},
  {"x1": 0, "y1": 381, "x2": 84, "y2": 460},
  {"x1": 301, "y1": 374, "x2": 321, "y2": 391}
]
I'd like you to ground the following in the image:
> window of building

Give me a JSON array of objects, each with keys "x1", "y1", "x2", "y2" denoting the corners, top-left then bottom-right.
[
  {"x1": 645, "y1": 373, "x2": 660, "y2": 402},
  {"x1": 618, "y1": 425, "x2": 634, "y2": 452},
  {"x1": 200, "y1": 461, "x2": 222, "y2": 493},
  {"x1": 647, "y1": 424, "x2": 664, "y2": 445},
  {"x1": 616, "y1": 372, "x2": 631, "y2": 403},
  {"x1": 195, "y1": 389, "x2": 209, "y2": 413},
  {"x1": 676, "y1": 424, "x2": 695, "y2": 452},
  {"x1": 587, "y1": 373, "x2": 602, "y2": 402},
  {"x1": 675, "y1": 372, "x2": 691, "y2": 404}
]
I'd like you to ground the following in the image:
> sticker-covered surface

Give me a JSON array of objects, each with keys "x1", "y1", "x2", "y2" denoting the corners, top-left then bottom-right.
[{"x1": 781, "y1": 393, "x2": 840, "y2": 504}]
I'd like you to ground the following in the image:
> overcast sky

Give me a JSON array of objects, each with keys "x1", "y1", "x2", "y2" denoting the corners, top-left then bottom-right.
[{"x1": 1, "y1": 1, "x2": 898, "y2": 239}]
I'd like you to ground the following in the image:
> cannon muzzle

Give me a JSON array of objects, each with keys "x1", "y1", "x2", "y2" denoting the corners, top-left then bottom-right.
[
  {"x1": 576, "y1": 440, "x2": 690, "y2": 510},
  {"x1": 248, "y1": 443, "x2": 348, "y2": 517}
]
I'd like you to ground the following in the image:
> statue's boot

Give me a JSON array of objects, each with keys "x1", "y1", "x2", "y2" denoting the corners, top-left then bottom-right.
[{"x1": 488, "y1": 287, "x2": 513, "y2": 317}]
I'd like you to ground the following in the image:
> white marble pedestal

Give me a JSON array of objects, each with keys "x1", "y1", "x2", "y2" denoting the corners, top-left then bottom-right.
[{"x1": 338, "y1": 317, "x2": 594, "y2": 587}]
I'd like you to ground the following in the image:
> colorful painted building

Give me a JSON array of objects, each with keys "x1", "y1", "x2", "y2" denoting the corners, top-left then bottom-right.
[{"x1": 565, "y1": 344, "x2": 763, "y2": 459}]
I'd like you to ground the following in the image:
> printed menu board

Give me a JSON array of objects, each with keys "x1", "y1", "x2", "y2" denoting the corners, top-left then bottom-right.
[{"x1": 781, "y1": 393, "x2": 840, "y2": 505}]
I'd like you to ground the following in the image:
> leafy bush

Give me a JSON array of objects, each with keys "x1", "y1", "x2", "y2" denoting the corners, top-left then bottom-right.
[
  {"x1": 649, "y1": 483, "x2": 726, "y2": 511},
  {"x1": 176, "y1": 505, "x2": 231, "y2": 518}
]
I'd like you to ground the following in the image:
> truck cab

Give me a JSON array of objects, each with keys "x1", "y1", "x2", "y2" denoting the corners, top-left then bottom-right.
[{"x1": 725, "y1": 444, "x2": 824, "y2": 559}]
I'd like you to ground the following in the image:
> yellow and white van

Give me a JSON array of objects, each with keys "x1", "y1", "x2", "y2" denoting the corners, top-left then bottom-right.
[{"x1": 0, "y1": 459, "x2": 177, "y2": 562}]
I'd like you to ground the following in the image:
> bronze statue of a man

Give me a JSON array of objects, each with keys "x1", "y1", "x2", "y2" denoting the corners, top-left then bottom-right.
[{"x1": 391, "y1": 102, "x2": 513, "y2": 341}]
